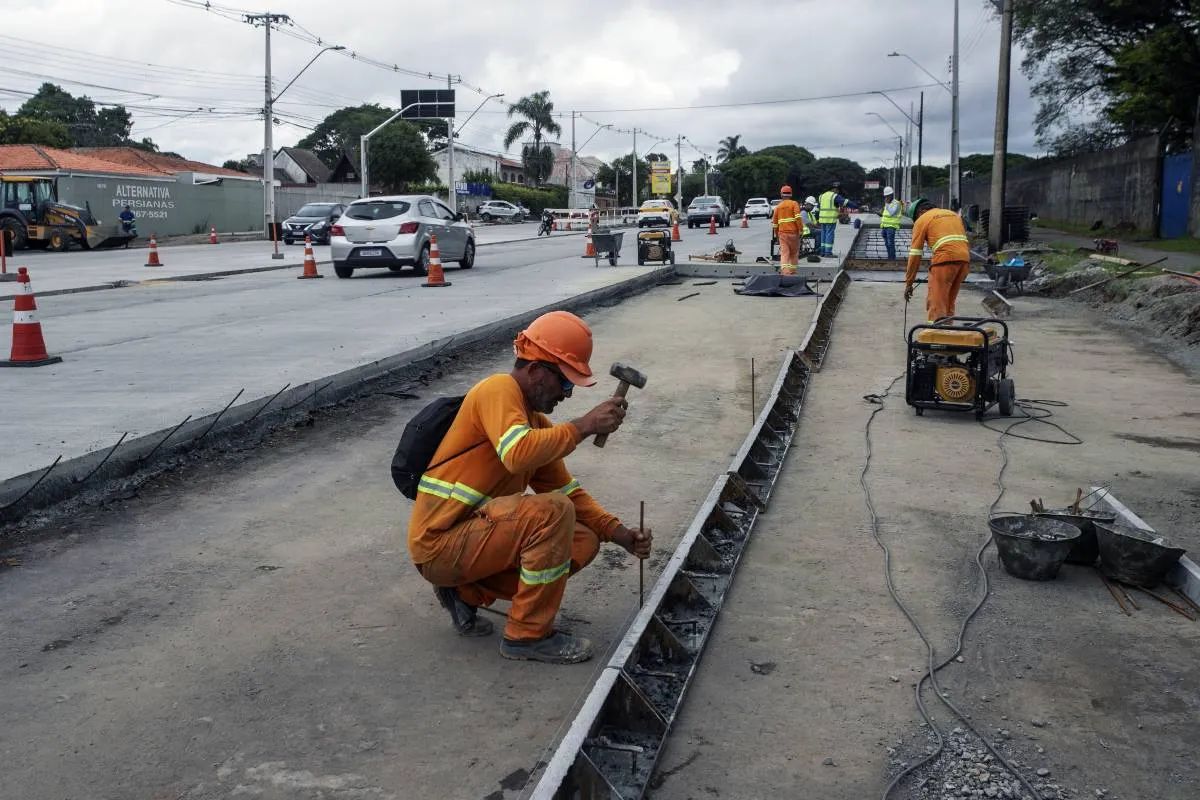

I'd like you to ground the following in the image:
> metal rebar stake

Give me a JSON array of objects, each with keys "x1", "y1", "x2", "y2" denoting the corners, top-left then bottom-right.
[{"x1": 639, "y1": 500, "x2": 645, "y2": 608}]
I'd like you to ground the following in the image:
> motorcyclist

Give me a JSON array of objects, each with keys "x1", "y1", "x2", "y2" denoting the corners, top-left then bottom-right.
[
  {"x1": 539, "y1": 208, "x2": 555, "y2": 236},
  {"x1": 119, "y1": 205, "x2": 137, "y2": 237}
]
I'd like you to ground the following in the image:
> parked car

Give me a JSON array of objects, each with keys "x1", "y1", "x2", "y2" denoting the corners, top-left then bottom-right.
[
  {"x1": 282, "y1": 202, "x2": 345, "y2": 245},
  {"x1": 743, "y1": 197, "x2": 771, "y2": 219},
  {"x1": 686, "y1": 195, "x2": 730, "y2": 228},
  {"x1": 329, "y1": 195, "x2": 475, "y2": 279},
  {"x1": 637, "y1": 198, "x2": 675, "y2": 228},
  {"x1": 477, "y1": 200, "x2": 525, "y2": 223}
]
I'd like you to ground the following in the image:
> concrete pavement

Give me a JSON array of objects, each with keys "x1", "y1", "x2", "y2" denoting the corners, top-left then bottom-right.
[{"x1": 0, "y1": 221, "x2": 807, "y2": 507}]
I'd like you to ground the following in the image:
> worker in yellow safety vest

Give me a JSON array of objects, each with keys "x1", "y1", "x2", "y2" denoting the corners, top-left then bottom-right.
[
  {"x1": 879, "y1": 187, "x2": 903, "y2": 261},
  {"x1": 817, "y1": 181, "x2": 858, "y2": 257}
]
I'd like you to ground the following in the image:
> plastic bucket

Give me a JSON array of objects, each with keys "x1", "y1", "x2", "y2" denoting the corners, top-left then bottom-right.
[
  {"x1": 989, "y1": 514, "x2": 1079, "y2": 581},
  {"x1": 1095, "y1": 522, "x2": 1186, "y2": 589}
]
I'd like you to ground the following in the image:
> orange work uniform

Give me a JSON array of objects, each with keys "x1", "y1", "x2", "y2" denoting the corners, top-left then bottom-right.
[
  {"x1": 408, "y1": 374, "x2": 622, "y2": 641},
  {"x1": 771, "y1": 198, "x2": 804, "y2": 274},
  {"x1": 905, "y1": 208, "x2": 971, "y2": 322}
]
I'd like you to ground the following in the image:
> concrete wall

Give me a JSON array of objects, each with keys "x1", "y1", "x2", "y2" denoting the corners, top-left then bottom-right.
[
  {"x1": 960, "y1": 136, "x2": 1161, "y2": 235},
  {"x1": 59, "y1": 173, "x2": 264, "y2": 236},
  {"x1": 276, "y1": 184, "x2": 362, "y2": 218}
]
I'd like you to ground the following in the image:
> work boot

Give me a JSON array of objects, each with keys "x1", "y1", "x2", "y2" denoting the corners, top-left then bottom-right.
[
  {"x1": 434, "y1": 586, "x2": 493, "y2": 637},
  {"x1": 500, "y1": 631, "x2": 593, "y2": 664}
]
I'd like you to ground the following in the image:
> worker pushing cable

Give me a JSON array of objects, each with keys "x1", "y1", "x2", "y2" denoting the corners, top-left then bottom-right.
[
  {"x1": 406, "y1": 311, "x2": 653, "y2": 665},
  {"x1": 903, "y1": 196, "x2": 972, "y2": 322}
]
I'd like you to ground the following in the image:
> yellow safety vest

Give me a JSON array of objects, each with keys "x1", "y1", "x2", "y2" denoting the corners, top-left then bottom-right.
[
  {"x1": 881, "y1": 199, "x2": 902, "y2": 229},
  {"x1": 818, "y1": 191, "x2": 839, "y2": 224}
]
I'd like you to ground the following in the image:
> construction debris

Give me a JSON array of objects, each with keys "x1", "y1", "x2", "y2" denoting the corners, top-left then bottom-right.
[{"x1": 689, "y1": 240, "x2": 742, "y2": 263}]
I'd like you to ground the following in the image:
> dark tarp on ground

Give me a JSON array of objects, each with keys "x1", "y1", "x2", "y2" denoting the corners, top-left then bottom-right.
[{"x1": 734, "y1": 274, "x2": 819, "y2": 297}]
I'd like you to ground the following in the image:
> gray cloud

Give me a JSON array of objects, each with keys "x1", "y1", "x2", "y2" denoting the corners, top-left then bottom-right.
[{"x1": 2, "y1": 0, "x2": 1039, "y2": 170}]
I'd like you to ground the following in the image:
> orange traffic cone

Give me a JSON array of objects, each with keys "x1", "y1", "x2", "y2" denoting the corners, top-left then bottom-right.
[
  {"x1": 1, "y1": 267, "x2": 62, "y2": 367},
  {"x1": 583, "y1": 232, "x2": 596, "y2": 258},
  {"x1": 741, "y1": 214, "x2": 749, "y2": 228},
  {"x1": 209, "y1": 226, "x2": 218, "y2": 245},
  {"x1": 421, "y1": 234, "x2": 451, "y2": 288},
  {"x1": 708, "y1": 215, "x2": 717, "y2": 235},
  {"x1": 671, "y1": 221, "x2": 681, "y2": 242},
  {"x1": 298, "y1": 234, "x2": 323, "y2": 279},
  {"x1": 145, "y1": 234, "x2": 163, "y2": 267}
]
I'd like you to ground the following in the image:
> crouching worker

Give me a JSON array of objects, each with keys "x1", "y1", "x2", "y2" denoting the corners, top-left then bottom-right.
[{"x1": 407, "y1": 311, "x2": 653, "y2": 664}]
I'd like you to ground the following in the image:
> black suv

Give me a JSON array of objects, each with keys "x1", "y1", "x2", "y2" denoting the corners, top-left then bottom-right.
[{"x1": 283, "y1": 202, "x2": 346, "y2": 245}]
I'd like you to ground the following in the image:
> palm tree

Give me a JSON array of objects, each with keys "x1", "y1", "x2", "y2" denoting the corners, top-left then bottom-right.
[
  {"x1": 503, "y1": 90, "x2": 563, "y2": 185},
  {"x1": 717, "y1": 135, "x2": 749, "y2": 163}
]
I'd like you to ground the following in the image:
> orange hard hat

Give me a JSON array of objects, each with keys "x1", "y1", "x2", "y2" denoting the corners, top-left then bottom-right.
[
  {"x1": 780, "y1": 185, "x2": 793, "y2": 196},
  {"x1": 513, "y1": 311, "x2": 596, "y2": 386}
]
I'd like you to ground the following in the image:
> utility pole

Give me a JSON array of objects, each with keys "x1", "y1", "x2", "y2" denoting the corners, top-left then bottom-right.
[
  {"x1": 569, "y1": 111, "x2": 577, "y2": 209},
  {"x1": 246, "y1": 11, "x2": 291, "y2": 238},
  {"x1": 675, "y1": 134, "x2": 683, "y2": 211},
  {"x1": 916, "y1": 91, "x2": 924, "y2": 198},
  {"x1": 445, "y1": 74, "x2": 459, "y2": 210},
  {"x1": 950, "y1": 0, "x2": 961, "y2": 209},
  {"x1": 903, "y1": 109, "x2": 912, "y2": 202},
  {"x1": 988, "y1": 0, "x2": 1015, "y2": 253}
]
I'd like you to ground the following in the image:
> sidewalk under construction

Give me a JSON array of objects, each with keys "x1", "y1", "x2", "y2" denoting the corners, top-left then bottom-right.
[{"x1": 2, "y1": 231, "x2": 1198, "y2": 799}]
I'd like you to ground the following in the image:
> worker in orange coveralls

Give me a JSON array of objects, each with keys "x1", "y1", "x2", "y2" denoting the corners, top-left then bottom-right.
[
  {"x1": 903, "y1": 197, "x2": 972, "y2": 322},
  {"x1": 408, "y1": 311, "x2": 653, "y2": 664},
  {"x1": 770, "y1": 184, "x2": 804, "y2": 276}
]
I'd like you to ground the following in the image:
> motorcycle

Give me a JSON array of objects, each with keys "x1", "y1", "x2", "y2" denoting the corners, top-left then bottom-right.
[{"x1": 538, "y1": 213, "x2": 554, "y2": 237}]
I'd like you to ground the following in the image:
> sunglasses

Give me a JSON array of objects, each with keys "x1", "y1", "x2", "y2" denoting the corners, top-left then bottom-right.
[{"x1": 538, "y1": 361, "x2": 574, "y2": 392}]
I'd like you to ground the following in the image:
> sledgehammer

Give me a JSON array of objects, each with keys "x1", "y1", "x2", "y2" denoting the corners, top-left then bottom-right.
[{"x1": 594, "y1": 362, "x2": 647, "y2": 448}]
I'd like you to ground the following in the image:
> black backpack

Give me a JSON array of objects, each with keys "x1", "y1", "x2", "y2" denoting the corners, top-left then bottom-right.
[{"x1": 390, "y1": 396, "x2": 487, "y2": 500}]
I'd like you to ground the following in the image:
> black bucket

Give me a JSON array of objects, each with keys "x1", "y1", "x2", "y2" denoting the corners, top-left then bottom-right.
[
  {"x1": 1035, "y1": 509, "x2": 1117, "y2": 566},
  {"x1": 989, "y1": 514, "x2": 1080, "y2": 581},
  {"x1": 1095, "y1": 522, "x2": 1186, "y2": 589}
]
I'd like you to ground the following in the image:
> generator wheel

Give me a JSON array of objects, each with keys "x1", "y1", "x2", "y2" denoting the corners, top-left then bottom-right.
[
  {"x1": 998, "y1": 378, "x2": 1016, "y2": 416},
  {"x1": 669, "y1": 251, "x2": 675, "y2": 265},
  {"x1": 914, "y1": 407, "x2": 924, "y2": 416}
]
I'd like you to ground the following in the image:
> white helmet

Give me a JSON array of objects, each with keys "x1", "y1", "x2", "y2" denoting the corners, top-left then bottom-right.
[
  {"x1": 883, "y1": 186, "x2": 895, "y2": 196},
  {"x1": 804, "y1": 196, "x2": 817, "y2": 205}
]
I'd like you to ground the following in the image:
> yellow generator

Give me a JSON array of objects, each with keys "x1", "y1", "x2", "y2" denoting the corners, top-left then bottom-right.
[{"x1": 905, "y1": 317, "x2": 1015, "y2": 419}]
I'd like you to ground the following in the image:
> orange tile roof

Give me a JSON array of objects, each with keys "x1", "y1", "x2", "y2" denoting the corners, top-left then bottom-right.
[
  {"x1": 0, "y1": 145, "x2": 167, "y2": 178},
  {"x1": 77, "y1": 147, "x2": 252, "y2": 178}
]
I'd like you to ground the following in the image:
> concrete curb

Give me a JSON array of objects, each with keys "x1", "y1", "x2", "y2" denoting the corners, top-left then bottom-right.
[
  {"x1": 1092, "y1": 487, "x2": 1200, "y2": 607},
  {"x1": 0, "y1": 266, "x2": 675, "y2": 525}
]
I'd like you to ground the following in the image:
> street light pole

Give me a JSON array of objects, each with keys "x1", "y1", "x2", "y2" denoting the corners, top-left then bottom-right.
[
  {"x1": 951, "y1": 0, "x2": 961, "y2": 208},
  {"x1": 632, "y1": 128, "x2": 638, "y2": 207},
  {"x1": 447, "y1": 91, "x2": 502, "y2": 209},
  {"x1": 360, "y1": 102, "x2": 435, "y2": 198},
  {"x1": 246, "y1": 12, "x2": 291, "y2": 238}
]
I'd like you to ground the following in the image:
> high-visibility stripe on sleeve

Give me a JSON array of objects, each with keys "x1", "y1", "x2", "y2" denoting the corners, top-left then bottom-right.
[
  {"x1": 932, "y1": 234, "x2": 970, "y2": 251},
  {"x1": 908, "y1": 248, "x2": 924, "y2": 257},
  {"x1": 557, "y1": 478, "x2": 581, "y2": 496},
  {"x1": 519, "y1": 560, "x2": 570, "y2": 585},
  {"x1": 496, "y1": 423, "x2": 531, "y2": 462},
  {"x1": 417, "y1": 475, "x2": 492, "y2": 508}
]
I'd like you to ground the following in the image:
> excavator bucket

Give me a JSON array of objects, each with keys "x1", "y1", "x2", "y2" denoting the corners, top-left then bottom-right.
[{"x1": 84, "y1": 225, "x2": 136, "y2": 250}]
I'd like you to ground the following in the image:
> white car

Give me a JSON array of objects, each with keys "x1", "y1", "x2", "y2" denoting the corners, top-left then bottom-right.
[
  {"x1": 743, "y1": 197, "x2": 771, "y2": 219},
  {"x1": 329, "y1": 194, "x2": 475, "y2": 279},
  {"x1": 476, "y1": 200, "x2": 525, "y2": 223}
]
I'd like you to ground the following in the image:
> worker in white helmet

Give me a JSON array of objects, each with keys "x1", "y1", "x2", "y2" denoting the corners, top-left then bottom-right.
[
  {"x1": 800, "y1": 196, "x2": 819, "y2": 256},
  {"x1": 880, "y1": 187, "x2": 903, "y2": 261}
]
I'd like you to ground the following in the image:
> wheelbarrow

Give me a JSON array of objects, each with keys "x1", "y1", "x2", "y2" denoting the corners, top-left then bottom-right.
[
  {"x1": 592, "y1": 229, "x2": 624, "y2": 266},
  {"x1": 985, "y1": 255, "x2": 1035, "y2": 294}
]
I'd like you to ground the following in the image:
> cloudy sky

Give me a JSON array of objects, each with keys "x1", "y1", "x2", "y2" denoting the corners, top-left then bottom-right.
[{"x1": 2, "y1": 0, "x2": 1039, "y2": 173}]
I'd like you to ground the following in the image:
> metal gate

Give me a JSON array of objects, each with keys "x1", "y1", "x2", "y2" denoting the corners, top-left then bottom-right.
[{"x1": 1160, "y1": 152, "x2": 1193, "y2": 239}]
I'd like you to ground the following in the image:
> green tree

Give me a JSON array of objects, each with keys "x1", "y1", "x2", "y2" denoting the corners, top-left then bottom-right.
[
  {"x1": 718, "y1": 154, "x2": 789, "y2": 210},
  {"x1": 0, "y1": 110, "x2": 72, "y2": 147},
  {"x1": 222, "y1": 157, "x2": 258, "y2": 173},
  {"x1": 1008, "y1": 1, "x2": 1200, "y2": 151},
  {"x1": 790, "y1": 157, "x2": 868, "y2": 201},
  {"x1": 957, "y1": 153, "x2": 1037, "y2": 181},
  {"x1": 502, "y1": 90, "x2": 562, "y2": 185},
  {"x1": 297, "y1": 104, "x2": 393, "y2": 167},
  {"x1": 716, "y1": 134, "x2": 749, "y2": 163},
  {"x1": 17, "y1": 83, "x2": 136, "y2": 147},
  {"x1": 368, "y1": 121, "x2": 437, "y2": 193}
]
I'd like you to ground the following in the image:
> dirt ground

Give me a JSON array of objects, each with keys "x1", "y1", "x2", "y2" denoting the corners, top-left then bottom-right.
[
  {"x1": 652, "y1": 283, "x2": 1200, "y2": 800},
  {"x1": 0, "y1": 279, "x2": 818, "y2": 800}
]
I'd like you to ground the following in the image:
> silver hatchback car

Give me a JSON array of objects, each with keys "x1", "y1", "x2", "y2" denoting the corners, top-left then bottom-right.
[{"x1": 329, "y1": 194, "x2": 475, "y2": 279}]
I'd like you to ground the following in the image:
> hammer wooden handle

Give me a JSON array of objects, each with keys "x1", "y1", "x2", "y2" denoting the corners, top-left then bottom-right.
[{"x1": 592, "y1": 381, "x2": 630, "y2": 448}]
